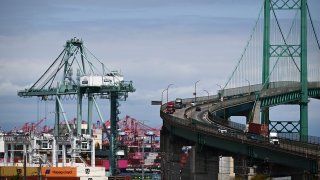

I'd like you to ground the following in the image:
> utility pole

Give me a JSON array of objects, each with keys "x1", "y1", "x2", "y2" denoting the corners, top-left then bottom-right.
[
  {"x1": 166, "y1": 84, "x2": 173, "y2": 103},
  {"x1": 161, "y1": 89, "x2": 167, "y2": 105},
  {"x1": 194, "y1": 80, "x2": 200, "y2": 103},
  {"x1": 203, "y1": 90, "x2": 210, "y2": 110}
]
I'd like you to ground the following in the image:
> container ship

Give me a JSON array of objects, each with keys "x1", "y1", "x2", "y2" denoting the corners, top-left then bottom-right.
[{"x1": 0, "y1": 115, "x2": 160, "y2": 180}]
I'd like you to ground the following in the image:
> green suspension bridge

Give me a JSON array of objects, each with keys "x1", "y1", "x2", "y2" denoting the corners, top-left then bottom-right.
[{"x1": 161, "y1": 0, "x2": 320, "y2": 179}]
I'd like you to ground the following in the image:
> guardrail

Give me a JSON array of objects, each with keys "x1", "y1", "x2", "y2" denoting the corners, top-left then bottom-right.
[
  {"x1": 207, "y1": 92, "x2": 320, "y2": 145},
  {"x1": 219, "y1": 81, "x2": 320, "y2": 98},
  {"x1": 180, "y1": 95, "x2": 219, "y2": 104},
  {"x1": 161, "y1": 104, "x2": 320, "y2": 159},
  {"x1": 279, "y1": 133, "x2": 320, "y2": 145},
  {"x1": 3, "y1": 135, "x2": 30, "y2": 143},
  {"x1": 161, "y1": 83, "x2": 320, "y2": 156}
]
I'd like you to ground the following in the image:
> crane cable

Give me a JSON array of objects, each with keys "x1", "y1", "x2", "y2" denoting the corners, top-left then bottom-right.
[
  {"x1": 307, "y1": 3, "x2": 320, "y2": 51},
  {"x1": 29, "y1": 49, "x2": 65, "y2": 90},
  {"x1": 84, "y1": 46, "x2": 111, "y2": 74}
]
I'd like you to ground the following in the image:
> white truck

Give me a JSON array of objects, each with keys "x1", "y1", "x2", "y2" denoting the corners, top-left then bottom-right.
[
  {"x1": 269, "y1": 132, "x2": 280, "y2": 145},
  {"x1": 174, "y1": 98, "x2": 183, "y2": 109}
]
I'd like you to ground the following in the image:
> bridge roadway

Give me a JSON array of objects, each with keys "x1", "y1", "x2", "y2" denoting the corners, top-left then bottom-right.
[{"x1": 160, "y1": 83, "x2": 320, "y2": 175}]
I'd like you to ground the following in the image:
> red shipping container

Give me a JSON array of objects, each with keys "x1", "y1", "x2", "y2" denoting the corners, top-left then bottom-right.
[
  {"x1": 260, "y1": 124, "x2": 269, "y2": 137},
  {"x1": 102, "y1": 159, "x2": 128, "y2": 170},
  {"x1": 248, "y1": 123, "x2": 269, "y2": 136},
  {"x1": 248, "y1": 123, "x2": 261, "y2": 134}
]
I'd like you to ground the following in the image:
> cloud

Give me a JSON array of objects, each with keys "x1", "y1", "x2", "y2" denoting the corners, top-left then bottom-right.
[
  {"x1": 0, "y1": 0, "x2": 319, "y2": 132},
  {"x1": 0, "y1": 82, "x2": 21, "y2": 96}
]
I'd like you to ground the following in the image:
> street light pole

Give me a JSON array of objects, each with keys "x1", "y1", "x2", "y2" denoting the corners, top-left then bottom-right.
[
  {"x1": 216, "y1": 84, "x2": 223, "y2": 102},
  {"x1": 166, "y1": 84, "x2": 173, "y2": 103},
  {"x1": 203, "y1": 90, "x2": 209, "y2": 110},
  {"x1": 245, "y1": 79, "x2": 250, "y2": 95},
  {"x1": 194, "y1": 80, "x2": 200, "y2": 103},
  {"x1": 161, "y1": 89, "x2": 167, "y2": 105},
  {"x1": 216, "y1": 84, "x2": 226, "y2": 119}
]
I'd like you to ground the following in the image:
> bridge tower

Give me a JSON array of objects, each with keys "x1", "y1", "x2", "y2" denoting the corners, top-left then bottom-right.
[{"x1": 262, "y1": 0, "x2": 308, "y2": 137}]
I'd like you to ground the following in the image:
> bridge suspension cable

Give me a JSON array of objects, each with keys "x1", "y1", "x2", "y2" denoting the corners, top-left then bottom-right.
[
  {"x1": 222, "y1": 1, "x2": 320, "y2": 95},
  {"x1": 262, "y1": 7, "x2": 300, "y2": 89},
  {"x1": 271, "y1": 5, "x2": 300, "y2": 73},
  {"x1": 223, "y1": 3, "x2": 264, "y2": 91},
  {"x1": 306, "y1": 3, "x2": 320, "y2": 83},
  {"x1": 307, "y1": 3, "x2": 320, "y2": 51}
]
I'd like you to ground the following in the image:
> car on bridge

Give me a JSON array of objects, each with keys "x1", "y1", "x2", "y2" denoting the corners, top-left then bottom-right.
[
  {"x1": 246, "y1": 133, "x2": 259, "y2": 141},
  {"x1": 166, "y1": 102, "x2": 175, "y2": 114},
  {"x1": 269, "y1": 132, "x2": 280, "y2": 145},
  {"x1": 174, "y1": 98, "x2": 184, "y2": 109},
  {"x1": 218, "y1": 128, "x2": 227, "y2": 133}
]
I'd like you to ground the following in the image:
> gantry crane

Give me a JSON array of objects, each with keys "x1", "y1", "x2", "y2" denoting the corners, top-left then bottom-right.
[
  {"x1": 19, "y1": 117, "x2": 46, "y2": 134},
  {"x1": 17, "y1": 38, "x2": 135, "y2": 175}
]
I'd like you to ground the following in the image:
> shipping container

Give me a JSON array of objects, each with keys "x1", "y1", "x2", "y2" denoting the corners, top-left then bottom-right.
[
  {"x1": 0, "y1": 176, "x2": 39, "y2": 180},
  {"x1": 260, "y1": 124, "x2": 268, "y2": 137},
  {"x1": 80, "y1": 72, "x2": 123, "y2": 87},
  {"x1": 94, "y1": 159, "x2": 104, "y2": 166},
  {"x1": 0, "y1": 166, "x2": 39, "y2": 176},
  {"x1": 41, "y1": 167, "x2": 77, "y2": 177},
  {"x1": 247, "y1": 123, "x2": 268, "y2": 136},
  {"x1": 80, "y1": 176, "x2": 108, "y2": 180},
  {"x1": 107, "y1": 176, "x2": 131, "y2": 180},
  {"x1": 41, "y1": 177, "x2": 80, "y2": 180},
  {"x1": 248, "y1": 123, "x2": 261, "y2": 134},
  {"x1": 102, "y1": 160, "x2": 128, "y2": 170},
  {"x1": 77, "y1": 167, "x2": 105, "y2": 177},
  {"x1": 80, "y1": 76, "x2": 104, "y2": 87}
]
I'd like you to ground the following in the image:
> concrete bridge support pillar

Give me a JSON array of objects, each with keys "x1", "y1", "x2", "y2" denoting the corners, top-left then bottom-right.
[
  {"x1": 189, "y1": 145, "x2": 219, "y2": 180},
  {"x1": 251, "y1": 101, "x2": 261, "y2": 124},
  {"x1": 160, "y1": 126, "x2": 181, "y2": 180},
  {"x1": 218, "y1": 156, "x2": 235, "y2": 180},
  {"x1": 161, "y1": 127, "x2": 220, "y2": 180}
]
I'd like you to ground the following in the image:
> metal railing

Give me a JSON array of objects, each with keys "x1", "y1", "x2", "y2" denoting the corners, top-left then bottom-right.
[
  {"x1": 161, "y1": 108, "x2": 320, "y2": 159},
  {"x1": 161, "y1": 82, "x2": 320, "y2": 159}
]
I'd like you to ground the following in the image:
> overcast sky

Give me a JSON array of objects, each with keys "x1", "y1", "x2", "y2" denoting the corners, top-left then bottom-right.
[{"x1": 0, "y1": 0, "x2": 319, "y2": 136}]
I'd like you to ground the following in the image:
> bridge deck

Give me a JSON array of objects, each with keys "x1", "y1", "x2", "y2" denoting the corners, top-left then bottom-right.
[{"x1": 161, "y1": 84, "x2": 320, "y2": 173}]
